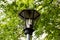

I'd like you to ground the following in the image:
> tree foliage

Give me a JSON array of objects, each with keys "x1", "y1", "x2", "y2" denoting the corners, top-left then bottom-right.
[{"x1": 0, "y1": 0, "x2": 60, "y2": 40}]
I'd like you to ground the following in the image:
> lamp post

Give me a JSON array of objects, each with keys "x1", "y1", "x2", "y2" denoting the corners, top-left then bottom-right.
[{"x1": 18, "y1": 9, "x2": 40, "y2": 40}]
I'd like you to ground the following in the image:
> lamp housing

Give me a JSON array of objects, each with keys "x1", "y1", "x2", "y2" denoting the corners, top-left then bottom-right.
[{"x1": 19, "y1": 9, "x2": 40, "y2": 35}]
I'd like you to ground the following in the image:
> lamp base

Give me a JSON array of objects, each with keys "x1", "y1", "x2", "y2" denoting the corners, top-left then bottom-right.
[{"x1": 23, "y1": 28, "x2": 34, "y2": 35}]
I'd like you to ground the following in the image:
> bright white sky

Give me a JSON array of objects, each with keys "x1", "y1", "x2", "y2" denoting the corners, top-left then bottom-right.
[
  {"x1": 20, "y1": 32, "x2": 48, "y2": 40},
  {"x1": 6, "y1": 0, "x2": 15, "y2": 4}
]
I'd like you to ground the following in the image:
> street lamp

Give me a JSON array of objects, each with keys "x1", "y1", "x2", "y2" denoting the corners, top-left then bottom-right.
[{"x1": 18, "y1": 9, "x2": 40, "y2": 40}]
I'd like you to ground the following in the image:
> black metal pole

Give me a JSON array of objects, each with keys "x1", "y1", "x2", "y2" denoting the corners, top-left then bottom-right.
[{"x1": 27, "y1": 34, "x2": 30, "y2": 40}]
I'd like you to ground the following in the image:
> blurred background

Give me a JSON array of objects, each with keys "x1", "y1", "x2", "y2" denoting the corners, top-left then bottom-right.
[{"x1": 0, "y1": 0, "x2": 60, "y2": 40}]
